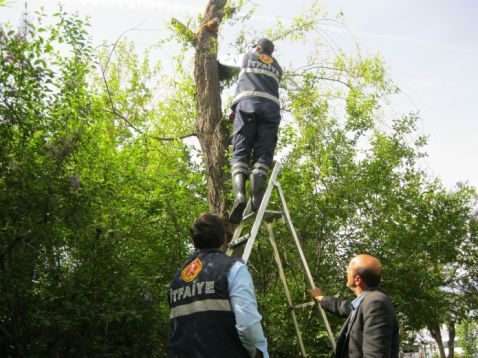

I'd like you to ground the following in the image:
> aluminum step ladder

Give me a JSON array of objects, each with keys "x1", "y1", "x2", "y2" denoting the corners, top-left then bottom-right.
[{"x1": 226, "y1": 161, "x2": 336, "y2": 357}]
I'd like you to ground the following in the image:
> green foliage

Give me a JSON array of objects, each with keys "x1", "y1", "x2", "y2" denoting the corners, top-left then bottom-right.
[
  {"x1": 1, "y1": 2, "x2": 477, "y2": 357},
  {"x1": 276, "y1": 51, "x2": 477, "y2": 352},
  {"x1": 0, "y1": 9, "x2": 205, "y2": 357},
  {"x1": 170, "y1": 18, "x2": 196, "y2": 46},
  {"x1": 265, "y1": 0, "x2": 327, "y2": 42},
  {"x1": 457, "y1": 320, "x2": 478, "y2": 357},
  {"x1": 262, "y1": 6, "x2": 477, "y2": 353}
]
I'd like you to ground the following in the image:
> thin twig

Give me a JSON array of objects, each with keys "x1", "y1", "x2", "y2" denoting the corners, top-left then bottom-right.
[{"x1": 104, "y1": 19, "x2": 149, "y2": 72}]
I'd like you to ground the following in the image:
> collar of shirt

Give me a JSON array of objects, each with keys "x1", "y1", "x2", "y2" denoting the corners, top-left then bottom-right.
[{"x1": 351, "y1": 290, "x2": 369, "y2": 310}]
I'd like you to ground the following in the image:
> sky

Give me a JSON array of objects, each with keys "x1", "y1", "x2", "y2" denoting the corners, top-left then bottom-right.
[{"x1": 2, "y1": 0, "x2": 477, "y2": 189}]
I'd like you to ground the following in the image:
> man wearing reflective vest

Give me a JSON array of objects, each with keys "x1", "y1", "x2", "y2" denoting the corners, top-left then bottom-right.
[
  {"x1": 229, "y1": 38, "x2": 282, "y2": 224},
  {"x1": 167, "y1": 213, "x2": 269, "y2": 358}
]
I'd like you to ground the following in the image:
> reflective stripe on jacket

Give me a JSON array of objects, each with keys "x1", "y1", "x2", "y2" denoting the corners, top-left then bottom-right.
[
  {"x1": 167, "y1": 249, "x2": 249, "y2": 358},
  {"x1": 231, "y1": 50, "x2": 282, "y2": 108}
]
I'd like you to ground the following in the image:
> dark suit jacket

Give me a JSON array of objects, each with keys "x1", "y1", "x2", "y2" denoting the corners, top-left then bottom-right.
[{"x1": 320, "y1": 289, "x2": 399, "y2": 358}]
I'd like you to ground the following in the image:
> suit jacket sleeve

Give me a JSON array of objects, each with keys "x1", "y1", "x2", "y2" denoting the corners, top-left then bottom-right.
[
  {"x1": 320, "y1": 296, "x2": 352, "y2": 318},
  {"x1": 361, "y1": 294, "x2": 396, "y2": 357}
]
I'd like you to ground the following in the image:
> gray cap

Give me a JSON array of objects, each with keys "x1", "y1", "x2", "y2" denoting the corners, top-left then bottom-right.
[{"x1": 255, "y1": 38, "x2": 274, "y2": 55}]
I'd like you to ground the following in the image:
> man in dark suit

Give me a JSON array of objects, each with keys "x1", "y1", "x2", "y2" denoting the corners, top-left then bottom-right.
[{"x1": 310, "y1": 254, "x2": 399, "y2": 358}]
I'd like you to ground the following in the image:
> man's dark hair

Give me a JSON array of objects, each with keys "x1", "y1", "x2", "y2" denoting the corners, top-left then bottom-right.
[
  {"x1": 357, "y1": 267, "x2": 381, "y2": 287},
  {"x1": 190, "y1": 213, "x2": 226, "y2": 249}
]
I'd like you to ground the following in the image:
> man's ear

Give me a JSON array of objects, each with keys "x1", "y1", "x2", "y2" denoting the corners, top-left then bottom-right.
[
  {"x1": 355, "y1": 274, "x2": 362, "y2": 286},
  {"x1": 219, "y1": 234, "x2": 228, "y2": 252}
]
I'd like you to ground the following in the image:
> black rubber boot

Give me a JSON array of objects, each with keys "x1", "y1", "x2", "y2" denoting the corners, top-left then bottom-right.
[
  {"x1": 250, "y1": 173, "x2": 267, "y2": 211},
  {"x1": 229, "y1": 173, "x2": 247, "y2": 224}
]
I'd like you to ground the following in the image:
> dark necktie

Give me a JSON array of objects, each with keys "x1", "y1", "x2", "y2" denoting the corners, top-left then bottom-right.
[{"x1": 345, "y1": 303, "x2": 356, "y2": 337}]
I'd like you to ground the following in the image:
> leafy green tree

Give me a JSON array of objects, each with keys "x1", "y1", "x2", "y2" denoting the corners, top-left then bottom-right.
[
  {"x1": 153, "y1": 0, "x2": 478, "y2": 356},
  {"x1": 1, "y1": 2, "x2": 477, "y2": 357},
  {"x1": 457, "y1": 320, "x2": 478, "y2": 357},
  {"x1": 0, "y1": 8, "x2": 205, "y2": 356}
]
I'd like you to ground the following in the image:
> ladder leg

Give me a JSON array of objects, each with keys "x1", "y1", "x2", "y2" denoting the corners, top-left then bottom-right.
[
  {"x1": 226, "y1": 200, "x2": 251, "y2": 257},
  {"x1": 266, "y1": 222, "x2": 308, "y2": 358},
  {"x1": 240, "y1": 161, "x2": 281, "y2": 263},
  {"x1": 275, "y1": 182, "x2": 336, "y2": 352},
  {"x1": 227, "y1": 161, "x2": 335, "y2": 355}
]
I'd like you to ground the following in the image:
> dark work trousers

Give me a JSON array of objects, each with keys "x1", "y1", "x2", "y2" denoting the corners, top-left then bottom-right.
[{"x1": 231, "y1": 98, "x2": 281, "y2": 168}]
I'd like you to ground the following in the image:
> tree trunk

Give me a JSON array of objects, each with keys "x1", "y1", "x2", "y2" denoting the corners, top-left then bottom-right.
[
  {"x1": 447, "y1": 321, "x2": 455, "y2": 358},
  {"x1": 194, "y1": 0, "x2": 230, "y2": 218},
  {"x1": 429, "y1": 324, "x2": 446, "y2": 358}
]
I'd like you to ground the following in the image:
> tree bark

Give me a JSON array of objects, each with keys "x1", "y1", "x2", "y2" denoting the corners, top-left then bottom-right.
[
  {"x1": 429, "y1": 324, "x2": 446, "y2": 358},
  {"x1": 447, "y1": 321, "x2": 455, "y2": 358},
  {"x1": 194, "y1": 0, "x2": 230, "y2": 218}
]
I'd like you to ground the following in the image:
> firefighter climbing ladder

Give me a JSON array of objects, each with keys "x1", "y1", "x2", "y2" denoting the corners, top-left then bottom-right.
[{"x1": 226, "y1": 161, "x2": 336, "y2": 357}]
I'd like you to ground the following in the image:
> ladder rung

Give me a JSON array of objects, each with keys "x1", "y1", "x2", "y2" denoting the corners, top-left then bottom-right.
[
  {"x1": 292, "y1": 301, "x2": 316, "y2": 310},
  {"x1": 265, "y1": 210, "x2": 282, "y2": 215},
  {"x1": 242, "y1": 210, "x2": 282, "y2": 222},
  {"x1": 228, "y1": 234, "x2": 250, "y2": 248},
  {"x1": 242, "y1": 211, "x2": 256, "y2": 221},
  {"x1": 264, "y1": 210, "x2": 283, "y2": 221}
]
